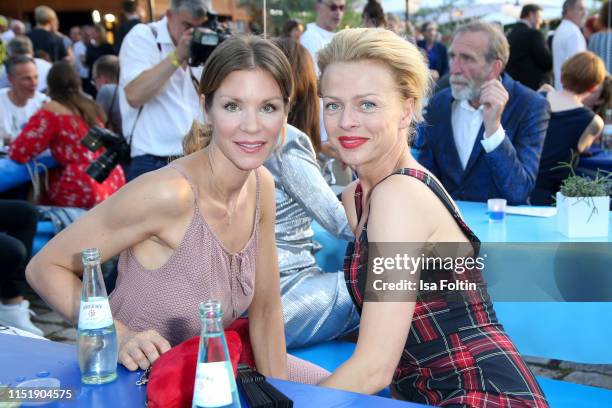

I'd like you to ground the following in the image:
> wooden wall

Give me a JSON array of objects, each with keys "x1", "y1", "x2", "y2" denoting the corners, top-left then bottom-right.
[{"x1": 0, "y1": 0, "x2": 249, "y2": 25}]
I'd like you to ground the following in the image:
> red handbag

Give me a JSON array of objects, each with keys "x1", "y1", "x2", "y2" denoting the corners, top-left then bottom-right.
[{"x1": 146, "y1": 318, "x2": 254, "y2": 408}]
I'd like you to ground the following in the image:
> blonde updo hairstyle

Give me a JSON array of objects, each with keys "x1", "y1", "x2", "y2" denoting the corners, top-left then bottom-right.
[
  {"x1": 183, "y1": 35, "x2": 294, "y2": 155},
  {"x1": 317, "y1": 28, "x2": 432, "y2": 142}
]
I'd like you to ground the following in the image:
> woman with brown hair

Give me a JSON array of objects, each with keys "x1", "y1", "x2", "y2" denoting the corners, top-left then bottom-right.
[
  {"x1": 9, "y1": 61, "x2": 125, "y2": 208},
  {"x1": 361, "y1": 0, "x2": 386, "y2": 28},
  {"x1": 281, "y1": 19, "x2": 304, "y2": 42},
  {"x1": 273, "y1": 37, "x2": 320, "y2": 152},
  {"x1": 25, "y1": 35, "x2": 328, "y2": 383},
  {"x1": 267, "y1": 37, "x2": 358, "y2": 348},
  {"x1": 584, "y1": 74, "x2": 612, "y2": 118}
]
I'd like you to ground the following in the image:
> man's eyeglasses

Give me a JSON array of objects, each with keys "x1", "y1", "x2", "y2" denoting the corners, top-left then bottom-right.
[{"x1": 320, "y1": 1, "x2": 345, "y2": 12}]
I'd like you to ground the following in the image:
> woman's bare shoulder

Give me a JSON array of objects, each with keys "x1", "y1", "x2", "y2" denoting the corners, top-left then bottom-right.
[
  {"x1": 371, "y1": 174, "x2": 430, "y2": 206},
  {"x1": 124, "y1": 165, "x2": 196, "y2": 219},
  {"x1": 41, "y1": 100, "x2": 73, "y2": 115},
  {"x1": 369, "y1": 174, "x2": 443, "y2": 237}
]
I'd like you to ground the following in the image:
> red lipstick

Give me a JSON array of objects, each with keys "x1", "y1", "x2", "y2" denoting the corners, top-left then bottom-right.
[{"x1": 338, "y1": 136, "x2": 368, "y2": 149}]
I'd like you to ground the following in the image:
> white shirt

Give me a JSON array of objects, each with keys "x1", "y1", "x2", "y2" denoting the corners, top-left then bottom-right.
[
  {"x1": 300, "y1": 23, "x2": 335, "y2": 142},
  {"x1": 1, "y1": 30, "x2": 15, "y2": 44},
  {"x1": 552, "y1": 19, "x2": 586, "y2": 90},
  {"x1": 0, "y1": 88, "x2": 48, "y2": 139},
  {"x1": 72, "y1": 40, "x2": 89, "y2": 78},
  {"x1": 119, "y1": 17, "x2": 203, "y2": 157},
  {"x1": 451, "y1": 99, "x2": 505, "y2": 169},
  {"x1": 300, "y1": 22, "x2": 335, "y2": 76},
  {"x1": 0, "y1": 58, "x2": 51, "y2": 92}
]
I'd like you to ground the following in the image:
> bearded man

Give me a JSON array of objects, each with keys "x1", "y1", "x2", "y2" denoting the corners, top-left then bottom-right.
[{"x1": 416, "y1": 22, "x2": 549, "y2": 205}]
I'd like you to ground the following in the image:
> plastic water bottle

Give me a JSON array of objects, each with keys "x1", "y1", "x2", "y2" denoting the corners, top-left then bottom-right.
[
  {"x1": 77, "y1": 248, "x2": 118, "y2": 384},
  {"x1": 192, "y1": 300, "x2": 240, "y2": 408}
]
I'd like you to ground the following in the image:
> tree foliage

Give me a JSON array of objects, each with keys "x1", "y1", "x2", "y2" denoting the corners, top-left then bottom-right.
[{"x1": 238, "y1": 0, "x2": 365, "y2": 35}]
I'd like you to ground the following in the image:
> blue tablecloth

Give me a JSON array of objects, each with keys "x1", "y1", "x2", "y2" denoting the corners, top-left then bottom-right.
[
  {"x1": 314, "y1": 200, "x2": 611, "y2": 257},
  {"x1": 578, "y1": 146, "x2": 612, "y2": 173},
  {"x1": 457, "y1": 201, "x2": 611, "y2": 242},
  {"x1": 0, "y1": 153, "x2": 59, "y2": 193},
  {"x1": 313, "y1": 200, "x2": 612, "y2": 364},
  {"x1": 0, "y1": 333, "x2": 426, "y2": 407}
]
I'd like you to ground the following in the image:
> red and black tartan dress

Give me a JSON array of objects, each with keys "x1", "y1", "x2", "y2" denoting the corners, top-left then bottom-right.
[{"x1": 344, "y1": 168, "x2": 549, "y2": 408}]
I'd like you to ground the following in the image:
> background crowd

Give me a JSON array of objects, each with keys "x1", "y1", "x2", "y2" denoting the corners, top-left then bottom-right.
[{"x1": 0, "y1": 0, "x2": 610, "y2": 398}]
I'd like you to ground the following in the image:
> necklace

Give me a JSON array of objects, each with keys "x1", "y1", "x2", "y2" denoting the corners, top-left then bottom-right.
[{"x1": 206, "y1": 148, "x2": 241, "y2": 226}]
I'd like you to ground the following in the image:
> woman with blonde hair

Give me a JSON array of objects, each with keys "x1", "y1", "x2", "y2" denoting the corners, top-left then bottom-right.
[
  {"x1": 316, "y1": 28, "x2": 549, "y2": 407},
  {"x1": 25, "y1": 35, "x2": 328, "y2": 383}
]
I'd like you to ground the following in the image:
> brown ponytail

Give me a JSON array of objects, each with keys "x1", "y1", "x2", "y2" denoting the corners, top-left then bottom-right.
[{"x1": 183, "y1": 121, "x2": 212, "y2": 156}]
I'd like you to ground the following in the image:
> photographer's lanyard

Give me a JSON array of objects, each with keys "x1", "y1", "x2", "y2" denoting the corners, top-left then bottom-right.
[
  {"x1": 103, "y1": 84, "x2": 139, "y2": 157},
  {"x1": 105, "y1": 85, "x2": 118, "y2": 129},
  {"x1": 189, "y1": 67, "x2": 200, "y2": 94}
]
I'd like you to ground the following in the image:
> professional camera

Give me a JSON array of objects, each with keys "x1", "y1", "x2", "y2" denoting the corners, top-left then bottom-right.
[
  {"x1": 81, "y1": 127, "x2": 130, "y2": 183},
  {"x1": 190, "y1": 12, "x2": 232, "y2": 67}
]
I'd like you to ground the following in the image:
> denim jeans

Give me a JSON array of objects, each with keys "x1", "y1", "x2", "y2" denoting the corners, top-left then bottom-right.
[{"x1": 125, "y1": 154, "x2": 171, "y2": 182}]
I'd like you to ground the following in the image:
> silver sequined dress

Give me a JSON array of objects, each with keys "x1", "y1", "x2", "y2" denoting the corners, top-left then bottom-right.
[{"x1": 264, "y1": 125, "x2": 360, "y2": 348}]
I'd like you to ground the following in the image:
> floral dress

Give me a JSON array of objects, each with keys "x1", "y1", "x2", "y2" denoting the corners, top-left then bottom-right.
[{"x1": 8, "y1": 109, "x2": 125, "y2": 209}]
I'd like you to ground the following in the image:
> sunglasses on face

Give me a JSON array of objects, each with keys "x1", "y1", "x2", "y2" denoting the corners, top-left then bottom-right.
[{"x1": 321, "y1": 1, "x2": 345, "y2": 12}]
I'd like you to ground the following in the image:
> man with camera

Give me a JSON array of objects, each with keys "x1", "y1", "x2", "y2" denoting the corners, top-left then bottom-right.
[{"x1": 119, "y1": 0, "x2": 210, "y2": 181}]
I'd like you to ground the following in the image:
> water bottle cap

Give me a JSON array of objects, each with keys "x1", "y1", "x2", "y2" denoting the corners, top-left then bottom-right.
[
  {"x1": 199, "y1": 300, "x2": 223, "y2": 319},
  {"x1": 81, "y1": 248, "x2": 101, "y2": 263}
]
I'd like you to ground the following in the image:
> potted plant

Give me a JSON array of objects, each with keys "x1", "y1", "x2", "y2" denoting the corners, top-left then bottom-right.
[{"x1": 556, "y1": 165, "x2": 611, "y2": 238}]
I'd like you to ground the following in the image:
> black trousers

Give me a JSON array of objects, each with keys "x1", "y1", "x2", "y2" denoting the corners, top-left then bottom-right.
[{"x1": 0, "y1": 200, "x2": 38, "y2": 299}]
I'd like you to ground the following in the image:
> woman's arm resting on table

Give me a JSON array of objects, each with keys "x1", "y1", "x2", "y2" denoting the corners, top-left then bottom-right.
[
  {"x1": 25, "y1": 170, "x2": 191, "y2": 367},
  {"x1": 321, "y1": 176, "x2": 435, "y2": 393},
  {"x1": 248, "y1": 169, "x2": 288, "y2": 379},
  {"x1": 115, "y1": 319, "x2": 171, "y2": 371}
]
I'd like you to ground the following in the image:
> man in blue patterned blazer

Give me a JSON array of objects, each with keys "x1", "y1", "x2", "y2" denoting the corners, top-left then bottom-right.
[{"x1": 416, "y1": 22, "x2": 549, "y2": 205}]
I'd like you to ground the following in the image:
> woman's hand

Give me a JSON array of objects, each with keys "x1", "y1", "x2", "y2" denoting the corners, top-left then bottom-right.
[
  {"x1": 537, "y1": 83, "x2": 554, "y2": 94},
  {"x1": 116, "y1": 323, "x2": 171, "y2": 371}
]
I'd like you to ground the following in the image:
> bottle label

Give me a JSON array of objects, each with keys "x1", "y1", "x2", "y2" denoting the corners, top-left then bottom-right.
[
  {"x1": 78, "y1": 298, "x2": 114, "y2": 330},
  {"x1": 193, "y1": 361, "x2": 232, "y2": 407}
]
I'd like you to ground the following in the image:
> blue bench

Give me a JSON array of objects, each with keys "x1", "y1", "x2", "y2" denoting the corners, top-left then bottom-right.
[{"x1": 33, "y1": 220, "x2": 54, "y2": 255}]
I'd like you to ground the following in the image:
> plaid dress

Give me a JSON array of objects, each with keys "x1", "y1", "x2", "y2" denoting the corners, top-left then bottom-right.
[{"x1": 344, "y1": 168, "x2": 549, "y2": 408}]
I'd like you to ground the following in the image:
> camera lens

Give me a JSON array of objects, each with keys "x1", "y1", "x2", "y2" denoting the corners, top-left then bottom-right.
[{"x1": 86, "y1": 151, "x2": 119, "y2": 183}]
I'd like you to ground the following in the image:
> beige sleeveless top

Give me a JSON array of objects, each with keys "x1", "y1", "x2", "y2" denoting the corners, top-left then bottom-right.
[{"x1": 109, "y1": 164, "x2": 260, "y2": 345}]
